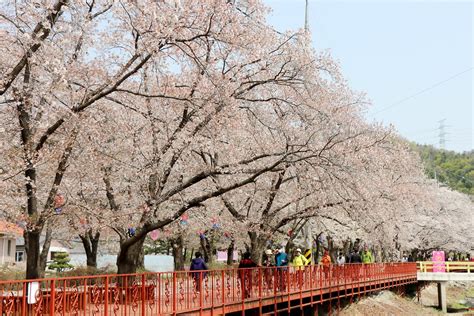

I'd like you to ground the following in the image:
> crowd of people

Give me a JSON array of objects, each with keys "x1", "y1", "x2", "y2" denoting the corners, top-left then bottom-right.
[
  {"x1": 188, "y1": 247, "x2": 472, "y2": 297},
  {"x1": 188, "y1": 246, "x2": 378, "y2": 295}
]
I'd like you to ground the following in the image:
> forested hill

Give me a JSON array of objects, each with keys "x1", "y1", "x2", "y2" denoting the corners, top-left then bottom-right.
[{"x1": 413, "y1": 144, "x2": 474, "y2": 195}]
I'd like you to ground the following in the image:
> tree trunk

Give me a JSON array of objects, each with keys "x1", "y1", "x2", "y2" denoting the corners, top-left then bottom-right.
[
  {"x1": 285, "y1": 239, "x2": 294, "y2": 258},
  {"x1": 312, "y1": 232, "x2": 323, "y2": 263},
  {"x1": 227, "y1": 239, "x2": 235, "y2": 266},
  {"x1": 327, "y1": 235, "x2": 337, "y2": 263},
  {"x1": 172, "y1": 235, "x2": 185, "y2": 271},
  {"x1": 342, "y1": 238, "x2": 351, "y2": 261},
  {"x1": 38, "y1": 225, "x2": 53, "y2": 277},
  {"x1": 189, "y1": 248, "x2": 194, "y2": 263},
  {"x1": 199, "y1": 232, "x2": 215, "y2": 264},
  {"x1": 23, "y1": 125, "x2": 78, "y2": 279},
  {"x1": 79, "y1": 229, "x2": 100, "y2": 268},
  {"x1": 25, "y1": 230, "x2": 41, "y2": 279},
  {"x1": 199, "y1": 235, "x2": 209, "y2": 263},
  {"x1": 248, "y1": 232, "x2": 266, "y2": 265},
  {"x1": 166, "y1": 240, "x2": 171, "y2": 256},
  {"x1": 117, "y1": 235, "x2": 146, "y2": 274},
  {"x1": 137, "y1": 247, "x2": 145, "y2": 270}
]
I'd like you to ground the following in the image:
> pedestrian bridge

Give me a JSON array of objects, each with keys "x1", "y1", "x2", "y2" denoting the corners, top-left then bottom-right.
[
  {"x1": 417, "y1": 261, "x2": 474, "y2": 313},
  {"x1": 0, "y1": 263, "x2": 417, "y2": 315},
  {"x1": 417, "y1": 261, "x2": 474, "y2": 280}
]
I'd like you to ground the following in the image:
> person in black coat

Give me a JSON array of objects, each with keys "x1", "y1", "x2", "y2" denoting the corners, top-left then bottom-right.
[{"x1": 349, "y1": 250, "x2": 362, "y2": 263}]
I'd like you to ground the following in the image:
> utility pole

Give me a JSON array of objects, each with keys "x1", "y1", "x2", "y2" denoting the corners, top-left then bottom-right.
[
  {"x1": 305, "y1": 0, "x2": 309, "y2": 33},
  {"x1": 302, "y1": 0, "x2": 313, "y2": 256}
]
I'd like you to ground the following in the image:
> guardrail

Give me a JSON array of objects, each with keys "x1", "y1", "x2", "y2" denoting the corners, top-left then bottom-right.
[
  {"x1": 0, "y1": 263, "x2": 416, "y2": 315},
  {"x1": 417, "y1": 261, "x2": 474, "y2": 273}
]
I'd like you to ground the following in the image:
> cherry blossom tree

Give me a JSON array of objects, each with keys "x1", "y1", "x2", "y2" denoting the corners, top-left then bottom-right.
[
  {"x1": 396, "y1": 184, "x2": 474, "y2": 257},
  {"x1": 2, "y1": 0, "x2": 294, "y2": 278},
  {"x1": 3, "y1": 0, "x2": 466, "y2": 280}
]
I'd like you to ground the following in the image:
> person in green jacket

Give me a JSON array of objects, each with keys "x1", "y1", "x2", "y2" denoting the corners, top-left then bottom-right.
[
  {"x1": 361, "y1": 246, "x2": 373, "y2": 263},
  {"x1": 292, "y1": 248, "x2": 309, "y2": 267},
  {"x1": 292, "y1": 248, "x2": 309, "y2": 288}
]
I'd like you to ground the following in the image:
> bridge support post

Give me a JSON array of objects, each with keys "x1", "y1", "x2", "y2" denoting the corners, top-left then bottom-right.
[{"x1": 437, "y1": 282, "x2": 447, "y2": 313}]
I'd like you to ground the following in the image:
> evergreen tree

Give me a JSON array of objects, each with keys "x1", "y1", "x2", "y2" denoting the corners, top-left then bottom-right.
[
  {"x1": 48, "y1": 252, "x2": 74, "y2": 273},
  {"x1": 413, "y1": 144, "x2": 474, "y2": 195}
]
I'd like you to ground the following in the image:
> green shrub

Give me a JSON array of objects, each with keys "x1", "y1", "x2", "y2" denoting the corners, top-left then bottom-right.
[{"x1": 48, "y1": 252, "x2": 74, "y2": 273}]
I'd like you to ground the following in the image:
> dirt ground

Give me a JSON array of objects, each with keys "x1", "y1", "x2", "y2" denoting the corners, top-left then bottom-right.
[
  {"x1": 339, "y1": 283, "x2": 474, "y2": 316},
  {"x1": 339, "y1": 291, "x2": 443, "y2": 316},
  {"x1": 420, "y1": 282, "x2": 474, "y2": 313}
]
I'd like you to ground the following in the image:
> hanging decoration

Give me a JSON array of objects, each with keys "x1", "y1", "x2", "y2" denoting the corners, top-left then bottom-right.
[
  {"x1": 150, "y1": 229, "x2": 159, "y2": 241},
  {"x1": 287, "y1": 229, "x2": 293, "y2": 237},
  {"x1": 211, "y1": 217, "x2": 220, "y2": 230},
  {"x1": 79, "y1": 218, "x2": 88, "y2": 229},
  {"x1": 198, "y1": 230, "x2": 206, "y2": 239},
  {"x1": 127, "y1": 226, "x2": 136, "y2": 237},
  {"x1": 180, "y1": 213, "x2": 189, "y2": 226},
  {"x1": 223, "y1": 231, "x2": 231, "y2": 239},
  {"x1": 54, "y1": 194, "x2": 65, "y2": 214}
]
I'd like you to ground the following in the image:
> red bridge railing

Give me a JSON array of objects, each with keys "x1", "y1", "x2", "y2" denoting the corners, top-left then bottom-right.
[{"x1": 0, "y1": 263, "x2": 417, "y2": 315}]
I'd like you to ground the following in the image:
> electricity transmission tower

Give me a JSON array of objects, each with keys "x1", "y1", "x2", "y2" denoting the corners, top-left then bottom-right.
[{"x1": 438, "y1": 119, "x2": 447, "y2": 150}]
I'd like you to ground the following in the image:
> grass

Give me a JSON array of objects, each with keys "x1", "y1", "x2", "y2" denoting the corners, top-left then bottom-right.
[
  {"x1": 447, "y1": 284, "x2": 474, "y2": 311},
  {"x1": 0, "y1": 267, "x2": 25, "y2": 281},
  {"x1": 466, "y1": 287, "x2": 474, "y2": 297},
  {"x1": 57, "y1": 265, "x2": 116, "y2": 277}
]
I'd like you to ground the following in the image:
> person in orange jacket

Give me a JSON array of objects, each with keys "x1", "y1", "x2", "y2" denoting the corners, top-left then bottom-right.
[{"x1": 320, "y1": 250, "x2": 332, "y2": 279}]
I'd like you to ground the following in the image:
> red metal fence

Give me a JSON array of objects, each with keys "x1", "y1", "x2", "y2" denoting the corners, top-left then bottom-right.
[{"x1": 0, "y1": 263, "x2": 417, "y2": 315}]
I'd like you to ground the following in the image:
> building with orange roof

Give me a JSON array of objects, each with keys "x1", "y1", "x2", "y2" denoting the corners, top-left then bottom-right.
[{"x1": 0, "y1": 220, "x2": 23, "y2": 265}]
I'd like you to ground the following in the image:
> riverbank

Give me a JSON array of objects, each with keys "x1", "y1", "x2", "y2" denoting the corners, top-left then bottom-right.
[
  {"x1": 419, "y1": 282, "x2": 474, "y2": 313},
  {"x1": 340, "y1": 282, "x2": 474, "y2": 315},
  {"x1": 340, "y1": 291, "x2": 443, "y2": 315}
]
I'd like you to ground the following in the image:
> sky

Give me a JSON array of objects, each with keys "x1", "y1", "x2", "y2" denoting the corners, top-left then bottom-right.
[{"x1": 263, "y1": 0, "x2": 473, "y2": 152}]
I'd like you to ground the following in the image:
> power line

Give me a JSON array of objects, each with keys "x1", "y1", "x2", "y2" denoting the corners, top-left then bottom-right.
[{"x1": 370, "y1": 67, "x2": 473, "y2": 116}]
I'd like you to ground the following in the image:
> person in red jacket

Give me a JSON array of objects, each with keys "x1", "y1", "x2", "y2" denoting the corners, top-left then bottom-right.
[{"x1": 238, "y1": 252, "x2": 258, "y2": 298}]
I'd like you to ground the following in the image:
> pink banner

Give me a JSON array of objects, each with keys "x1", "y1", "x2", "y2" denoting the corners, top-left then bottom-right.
[{"x1": 432, "y1": 251, "x2": 445, "y2": 272}]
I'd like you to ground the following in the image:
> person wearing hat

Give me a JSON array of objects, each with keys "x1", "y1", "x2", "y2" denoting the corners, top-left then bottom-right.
[
  {"x1": 275, "y1": 248, "x2": 288, "y2": 291},
  {"x1": 361, "y1": 246, "x2": 373, "y2": 264},
  {"x1": 262, "y1": 249, "x2": 274, "y2": 289},
  {"x1": 292, "y1": 248, "x2": 309, "y2": 288},
  {"x1": 263, "y1": 249, "x2": 274, "y2": 267},
  {"x1": 292, "y1": 248, "x2": 309, "y2": 267}
]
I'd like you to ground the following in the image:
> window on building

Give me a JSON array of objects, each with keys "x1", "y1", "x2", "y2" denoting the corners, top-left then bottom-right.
[
  {"x1": 16, "y1": 251, "x2": 24, "y2": 262},
  {"x1": 7, "y1": 240, "x2": 11, "y2": 256}
]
